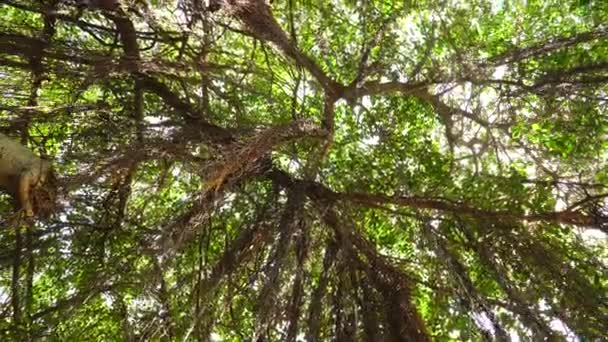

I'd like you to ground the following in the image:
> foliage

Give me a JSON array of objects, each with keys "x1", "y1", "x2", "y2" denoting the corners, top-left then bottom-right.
[{"x1": 1, "y1": 0, "x2": 607, "y2": 340}]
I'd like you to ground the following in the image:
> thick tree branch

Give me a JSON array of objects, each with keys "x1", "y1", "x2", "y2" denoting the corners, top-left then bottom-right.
[
  {"x1": 214, "y1": 0, "x2": 344, "y2": 96},
  {"x1": 267, "y1": 168, "x2": 605, "y2": 230},
  {"x1": 489, "y1": 27, "x2": 608, "y2": 65}
]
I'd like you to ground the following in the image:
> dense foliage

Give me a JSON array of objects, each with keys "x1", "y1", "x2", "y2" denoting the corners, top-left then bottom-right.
[{"x1": 1, "y1": 0, "x2": 608, "y2": 340}]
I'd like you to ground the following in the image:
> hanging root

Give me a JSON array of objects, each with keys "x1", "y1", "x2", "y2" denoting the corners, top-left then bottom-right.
[
  {"x1": 205, "y1": 120, "x2": 326, "y2": 191},
  {"x1": 209, "y1": 0, "x2": 291, "y2": 47},
  {"x1": 31, "y1": 183, "x2": 58, "y2": 219}
]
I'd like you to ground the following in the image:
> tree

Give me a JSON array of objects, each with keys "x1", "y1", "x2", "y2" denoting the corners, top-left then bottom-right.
[{"x1": 1, "y1": 0, "x2": 607, "y2": 340}]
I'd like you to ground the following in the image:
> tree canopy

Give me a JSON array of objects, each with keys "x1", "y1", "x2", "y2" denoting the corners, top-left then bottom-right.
[{"x1": 1, "y1": 0, "x2": 607, "y2": 340}]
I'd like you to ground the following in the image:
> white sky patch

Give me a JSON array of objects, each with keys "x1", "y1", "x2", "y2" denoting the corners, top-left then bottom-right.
[
  {"x1": 396, "y1": 14, "x2": 423, "y2": 44},
  {"x1": 391, "y1": 64, "x2": 409, "y2": 83},
  {"x1": 472, "y1": 311, "x2": 496, "y2": 335},
  {"x1": 172, "y1": 2, "x2": 190, "y2": 28},
  {"x1": 171, "y1": 165, "x2": 181, "y2": 177},
  {"x1": 538, "y1": 300, "x2": 580, "y2": 340},
  {"x1": 493, "y1": 65, "x2": 508, "y2": 79},
  {"x1": 361, "y1": 95, "x2": 372, "y2": 109},
  {"x1": 0, "y1": 288, "x2": 8, "y2": 304},
  {"x1": 361, "y1": 135, "x2": 380, "y2": 147},
  {"x1": 295, "y1": 81, "x2": 314, "y2": 102},
  {"x1": 472, "y1": 298, "x2": 587, "y2": 340},
  {"x1": 448, "y1": 329, "x2": 461, "y2": 339},
  {"x1": 579, "y1": 228, "x2": 608, "y2": 242},
  {"x1": 509, "y1": 330, "x2": 522, "y2": 342},
  {"x1": 491, "y1": 0, "x2": 505, "y2": 14},
  {"x1": 66, "y1": 285, "x2": 76, "y2": 297},
  {"x1": 555, "y1": 197, "x2": 567, "y2": 211},
  {"x1": 144, "y1": 116, "x2": 164, "y2": 124},
  {"x1": 286, "y1": 158, "x2": 302, "y2": 174},
  {"x1": 479, "y1": 87, "x2": 498, "y2": 110},
  {"x1": 550, "y1": 319, "x2": 580, "y2": 341},
  {"x1": 220, "y1": 192, "x2": 237, "y2": 212},
  {"x1": 101, "y1": 292, "x2": 114, "y2": 308}
]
